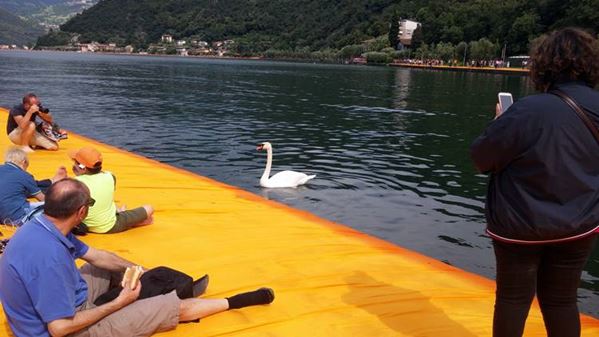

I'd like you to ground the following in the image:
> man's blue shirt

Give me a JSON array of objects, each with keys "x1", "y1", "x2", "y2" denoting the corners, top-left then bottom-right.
[
  {"x1": 0, "y1": 162, "x2": 41, "y2": 224},
  {"x1": 0, "y1": 215, "x2": 89, "y2": 337}
]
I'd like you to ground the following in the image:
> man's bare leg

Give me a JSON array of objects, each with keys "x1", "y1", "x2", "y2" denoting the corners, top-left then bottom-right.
[
  {"x1": 51, "y1": 166, "x2": 68, "y2": 183},
  {"x1": 179, "y1": 298, "x2": 228, "y2": 322},
  {"x1": 135, "y1": 205, "x2": 154, "y2": 227},
  {"x1": 19, "y1": 123, "x2": 36, "y2": 152},
  {"x1": 179, "y1": 288, "x2": 274, "y2": 322}
]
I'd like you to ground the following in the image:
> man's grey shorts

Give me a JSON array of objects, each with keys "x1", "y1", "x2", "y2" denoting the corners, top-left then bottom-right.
[{"x1": 71, "y1": 264, "x2": 180, "y2": 337}]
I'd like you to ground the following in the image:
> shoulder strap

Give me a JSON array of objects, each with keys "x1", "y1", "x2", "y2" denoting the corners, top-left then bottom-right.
[{"x1": 551, "y1": 89, "x2": 599, "y2": 145}]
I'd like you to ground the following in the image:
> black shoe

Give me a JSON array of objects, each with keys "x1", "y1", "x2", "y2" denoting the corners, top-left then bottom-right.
[
  {"x1": 261, "y1": 287, "x2": 275, "y2": 304},
  {"x1": 227, "y1": 287, "x2": 275, "y2": 309},
  {"x1": 192, "y1": 274, "x2": 209, "y2": 297}
]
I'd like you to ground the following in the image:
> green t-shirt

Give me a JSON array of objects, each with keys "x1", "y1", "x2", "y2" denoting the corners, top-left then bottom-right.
[{"x1": 75, "y1": 172, "x2": 117, "y2": 233}]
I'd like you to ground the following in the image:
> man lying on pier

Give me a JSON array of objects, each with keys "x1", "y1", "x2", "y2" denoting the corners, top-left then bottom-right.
[
  {"x1": 0, "y1": 179, "x2": 275, "y2": 337},
  {"x1": 69, "y1": 146, "x2": 154, "y2": 234}
]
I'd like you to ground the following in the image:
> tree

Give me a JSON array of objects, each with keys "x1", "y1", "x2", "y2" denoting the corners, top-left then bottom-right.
[
  {"x1": 508, "y1": 13, "x2": 541, "y2": 55},
  {"x1": 388, "y1": 12, "x2": 400, "y2": 49},
  {"x1": 411, "y1": 24, "x2": 423, "y2": 50},
  {"x1": 366, "y1": 35, "x2": 389, "y2": 52},
  {"x1": 414, "y1": 43, "x2": 430, "y2": 60},
  {"x1": 36, "y1": 31, "x2": 73, "y2": 47},
  {"x1": 339, "y1": 44, "x2": 365, "y2": 59},
  {"x1": 469, "y1": 38, "x2": 498, "y2": 61},
  {"x1": 364, "y1": 51, "x2": 392, "y2": 64},
  {"x1": 435, "y1": 42, "x2": 455, "y2": 62},
  {"x1": 455, "y1": 41, "x2": 467, "y2": 64},
  {"x1": 441, "y1": 25, "x2": 464, "y2": 44}
]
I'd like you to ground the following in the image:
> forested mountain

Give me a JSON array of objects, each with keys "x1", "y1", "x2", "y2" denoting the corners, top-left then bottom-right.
[
  {"x1": 50, "y1": 0, "x2": 599, "y2": 55},
  {"x1": 59, "y1": 0, "x2": 395, "y2": 50},
  {"x1": 0, "y1": 0, "x2": 68, "y2": 14},
  {"x1": 0, "y1": 0, "x2": 98, "y2": 29},
  {"x1": 0, "y1": 7, "x2": 44, "y2": 45}
]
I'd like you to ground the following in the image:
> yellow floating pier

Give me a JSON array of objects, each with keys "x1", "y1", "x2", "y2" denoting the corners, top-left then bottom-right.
[
  {"x1": 0, "y1": 107, "x2": 598, "y2": 337},
  {"x1": 389, "y1": 62, "x2": 530, "y2": 75}
]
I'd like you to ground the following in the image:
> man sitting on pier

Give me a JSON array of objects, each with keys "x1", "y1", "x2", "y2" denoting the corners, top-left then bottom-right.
[
  {"x1": 69, "y1": 146, "x2": 154, "y2": 233},
  {"x1": 0, "y1": 147, "x2": 66, "y2": 225},
  {"x1": 0, "y1": 179, "x2": 275, "y2": 337},
  {"x1": 6, "y1": 93, "x2": 59, "y2": 152}
]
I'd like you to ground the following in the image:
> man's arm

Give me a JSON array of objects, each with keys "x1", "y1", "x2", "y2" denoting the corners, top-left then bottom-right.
[
  {"x1": 47, "y1": 281, "x2": 141, "y2": 337},
  {"x1": 81, "y1": 247, "x2": 136, "y2": 272},
  {"x1": 33, "y1": 191, "x2": 45, "y2": 201},
  {"x1": 37, "y1": 111, "x2": 53, "y2": 123},
  {"x1": 13, "y1": 105, "x2": 38, "y2": 129}
]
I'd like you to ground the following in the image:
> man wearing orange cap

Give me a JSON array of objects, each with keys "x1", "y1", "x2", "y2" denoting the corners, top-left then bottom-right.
[{"x1": 69, "y1": 147, "x2": 154, "y2": 234}]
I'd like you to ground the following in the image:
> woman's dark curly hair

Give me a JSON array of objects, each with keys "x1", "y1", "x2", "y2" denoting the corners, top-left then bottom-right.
[{"x1": 529, "y1": 27, "x2": 599, "y2": 91}]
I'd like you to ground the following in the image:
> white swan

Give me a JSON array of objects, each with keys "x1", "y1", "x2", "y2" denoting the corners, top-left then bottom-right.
[{"x1": 257, "y1": 142, "x2": 316, "y2": 188}]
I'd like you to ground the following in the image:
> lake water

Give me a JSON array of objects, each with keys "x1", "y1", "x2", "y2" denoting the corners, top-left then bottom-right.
[{"x1": 0, "y1": 51, "x2": 597, "y2": 315}]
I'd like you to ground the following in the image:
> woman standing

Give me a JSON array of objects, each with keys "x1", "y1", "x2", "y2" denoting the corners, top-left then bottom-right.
[{"x1": 471, "y1": 28, "x2": 599, "y2": 337}]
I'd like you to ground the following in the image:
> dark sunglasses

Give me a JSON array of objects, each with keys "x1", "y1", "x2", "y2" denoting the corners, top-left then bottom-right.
[
  {"x1": 73, "y1": 161, "x2": 86, "y2": 170},
  {"x1": 82, "y1": 198, "x2": 96, "y2": 208}
]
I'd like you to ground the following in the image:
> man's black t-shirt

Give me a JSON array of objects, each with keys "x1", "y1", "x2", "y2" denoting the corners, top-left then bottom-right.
[{"x1": 7, "y1": 104, "x2": 37, "y2": 135}]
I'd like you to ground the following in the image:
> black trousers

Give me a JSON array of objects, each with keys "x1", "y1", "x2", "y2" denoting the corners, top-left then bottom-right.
[{"x1": 492, "y1": 235, "x2": 597, "y2": 337}]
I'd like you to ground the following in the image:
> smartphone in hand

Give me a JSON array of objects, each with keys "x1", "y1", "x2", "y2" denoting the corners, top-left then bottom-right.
[{"x1": 498, "y1": 92, "x2": 513, "y2": 114}]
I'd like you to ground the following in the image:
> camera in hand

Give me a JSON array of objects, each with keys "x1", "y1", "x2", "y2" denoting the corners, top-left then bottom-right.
[{"x1": 38, "y1": 105, "x2": 50, "y2": 114}]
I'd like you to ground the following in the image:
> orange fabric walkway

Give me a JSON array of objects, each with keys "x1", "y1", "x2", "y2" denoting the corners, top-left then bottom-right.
[
  {"x1": 389, "y1": 63, "x2": 529, "y2": 75},
  {"x1": 0, "y1": 108, "x2": 597, "y2": 336}
]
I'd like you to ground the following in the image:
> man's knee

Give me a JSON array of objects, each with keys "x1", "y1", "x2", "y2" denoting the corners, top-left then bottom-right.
[
  {"x1": 26, "y1": 122, "x2": 35, "y2": 131},
  {"x1": 46, "y1": 142, "x2": 59, "y2": 151},
  {"x1": 79, "y1": 263, "x2": 111, "y2": 279},
  {"x1": 37, "y1": 137, "x2": 59, "y2": 151}
]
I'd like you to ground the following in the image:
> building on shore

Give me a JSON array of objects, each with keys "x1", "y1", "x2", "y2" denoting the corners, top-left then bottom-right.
[
  {"x1": 398, "y1": 19, "x2": 420, "y2": 49},
  {"x1": 176, "y1": 48, "x2": 188, "y2": 56},
  {"x1": 161, "y1": 34, "x2": 173, "y2": 43}
]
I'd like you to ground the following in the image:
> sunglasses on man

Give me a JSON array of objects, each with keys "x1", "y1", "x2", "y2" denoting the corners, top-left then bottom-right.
[{"x1": 83, "y1": 198, "x2": 96, "y2": 208}]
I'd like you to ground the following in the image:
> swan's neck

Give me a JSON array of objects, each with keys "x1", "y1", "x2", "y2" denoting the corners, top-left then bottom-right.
[{"x1": 261, "y1": 147, "x2": 273, "y2": 182}]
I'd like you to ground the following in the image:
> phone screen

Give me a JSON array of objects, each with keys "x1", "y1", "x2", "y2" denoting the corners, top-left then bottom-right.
[{"x1": 499, "y1": 94, "x2": 513, "y2": 113}]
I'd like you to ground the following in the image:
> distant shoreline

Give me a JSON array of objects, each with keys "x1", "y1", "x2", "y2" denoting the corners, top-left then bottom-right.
[
  {"x1": 1, "y1": 49, "x2": 530, "y2": 75},
  {"x1": 0, "y1": 48, "x2": 359, "y2": 66},
  {"x1": 0, "y1": 48, "x2": 265, "y2": 61}
]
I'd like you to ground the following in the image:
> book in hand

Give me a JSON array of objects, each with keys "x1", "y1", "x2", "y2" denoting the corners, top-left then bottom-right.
[{"x1": 121, "y1": 265, "x2": 143, "y2": 289}]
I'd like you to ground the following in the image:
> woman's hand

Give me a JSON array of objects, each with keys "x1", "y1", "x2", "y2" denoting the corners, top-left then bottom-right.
[{"x1": 494, "y1": 103, "x2": 502, "y2": 120}]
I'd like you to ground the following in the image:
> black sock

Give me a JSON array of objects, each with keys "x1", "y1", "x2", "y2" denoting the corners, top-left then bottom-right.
[{"x1": 227, "y1": 287, "x2": 275, "y2": 310}]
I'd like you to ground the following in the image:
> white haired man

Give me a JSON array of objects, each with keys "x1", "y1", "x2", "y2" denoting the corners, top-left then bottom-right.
[{"x1": 0, "y1": 147, "x2": 66, "y2": 225}]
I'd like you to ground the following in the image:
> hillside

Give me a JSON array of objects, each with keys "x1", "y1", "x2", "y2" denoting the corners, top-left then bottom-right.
[
  {"x1": 49, "y1": 0, "x2": 599, "y2": 55},
  {"x1": 59, "y1": 0, "x2": 396, "y2": 50},
  {"x1": 0, "y1": 0, "x2": 98, "y2": 29},
  {"x1": 0, "y1": 7, "x2": 45, "y2": 45},
  {"x1": 0, "y1": 1, "x2": 66, "y2": 14}
]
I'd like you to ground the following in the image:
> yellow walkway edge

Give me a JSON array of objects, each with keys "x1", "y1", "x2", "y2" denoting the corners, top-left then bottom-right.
[
  {"x1": 0, "y1": 107, "x2": 598, "y2": 336},
  {"x1": 389, "y1": 63, "x2": 530, "y2": 75}
]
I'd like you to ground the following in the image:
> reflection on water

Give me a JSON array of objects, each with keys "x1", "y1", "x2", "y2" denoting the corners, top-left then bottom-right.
[{"x1": 0, "y1": 51, "x2": 596, "y2": 315}]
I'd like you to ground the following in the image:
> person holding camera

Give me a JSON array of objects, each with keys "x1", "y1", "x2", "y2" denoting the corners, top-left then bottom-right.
[
  {"x1": 471, "y1": 28, "x2": 599, "y2": 337},
  {"x1": 7, "y1": 93, "x2": 58, "y2": 152}
]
